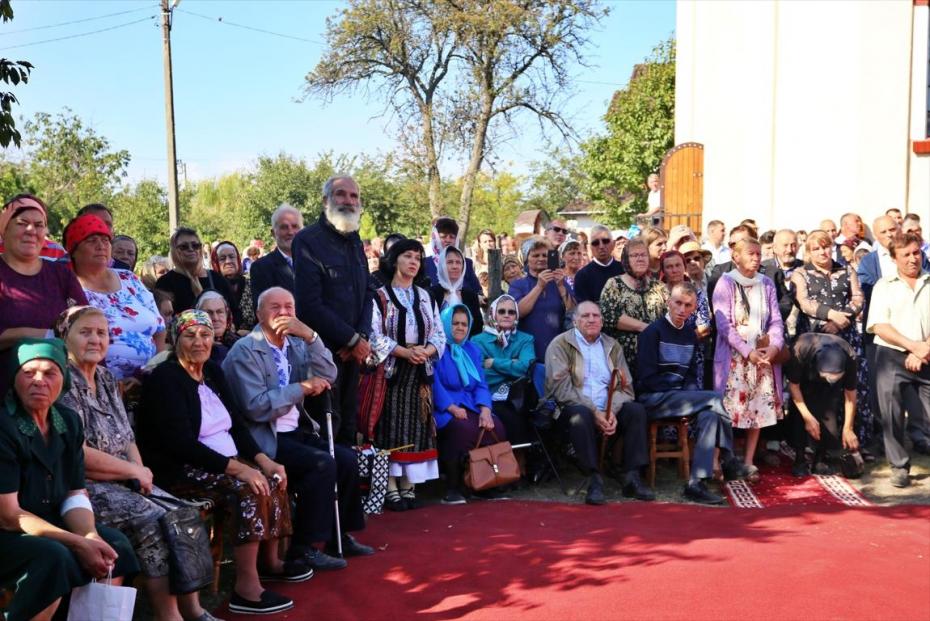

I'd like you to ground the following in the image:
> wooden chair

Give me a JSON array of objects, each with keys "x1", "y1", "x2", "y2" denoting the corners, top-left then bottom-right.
[{"x1": 647, "y1": 418, "x2": 691, "y2": 487}]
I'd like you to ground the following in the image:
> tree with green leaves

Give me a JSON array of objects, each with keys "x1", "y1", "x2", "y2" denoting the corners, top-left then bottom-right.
[
  {"x1": 0, "y1": 0, "x2": 34, "y2": 148},
  {"x1": 582, "y1": 37, "x2": 675, "y2": 226},
  {"x1": 20, "y1": 110, "x2": 130, "y2": 235},
  {"x1": 110, "y1": 180, "x2": 170, "y2": 260},
  {"x1": 523, "y1": 147, "x2": 590, "y2": 216}
]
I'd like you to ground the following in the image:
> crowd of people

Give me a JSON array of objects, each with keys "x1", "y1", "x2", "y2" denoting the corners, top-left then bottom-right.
[{"x1": 0, "y1": 180, "x2": 928, "y2": 620}]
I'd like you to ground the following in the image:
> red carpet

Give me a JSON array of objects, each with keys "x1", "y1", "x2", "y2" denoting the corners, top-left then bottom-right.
[
  {"x1": 726, "y1": 460, "x2": 872, "y2": 508},
  {"x1": 222, "y1": 500, "x2": 930, "y2": 621}
]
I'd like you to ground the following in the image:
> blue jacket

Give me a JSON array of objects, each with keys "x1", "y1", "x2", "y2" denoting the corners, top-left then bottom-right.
[
  {"x1": 293, "y1": 213, "x2": 373, "y2": 350},
  {"x1": 857, "y1": 249, "x2": 930, "y2": 343},
  {"x1": 470, "y1": 330, "x2": 536, "y2": 393},
  {"x1": 432, "y1": 340, "x2": 493, "y2": 429}
]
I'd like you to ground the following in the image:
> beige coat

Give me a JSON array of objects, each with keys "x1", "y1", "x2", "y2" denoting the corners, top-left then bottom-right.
[{"x1": 544, "y1": 329, "x2": 635, "y2": 418}]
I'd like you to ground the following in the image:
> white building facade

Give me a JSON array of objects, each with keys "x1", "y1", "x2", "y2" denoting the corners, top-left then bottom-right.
[{"x1": 675, "y1": 0, "x2": 930, "y2": 233}]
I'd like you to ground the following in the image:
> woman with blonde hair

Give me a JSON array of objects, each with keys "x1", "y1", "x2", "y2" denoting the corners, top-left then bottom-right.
[
  {"x1": 155, "y1": 227, "x2": 234, "y2": 314},
  {"x1": 141, "y1": 255, "x2": 172, "y2": 290},
  {"x1": 641, "y1": 226, "x2": 668, "y2": 277}
]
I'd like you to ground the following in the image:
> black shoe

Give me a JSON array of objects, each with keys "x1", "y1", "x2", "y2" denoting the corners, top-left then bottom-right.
[
  {"x1": 229, "y1": 590, "x2": 294, "y2": 615},
  {"x1": 791, "y1": 461, "x2": 811, "y2": 478},
  {"x1": 683, "y1": 480, "x2": 726, "y2": 505},
  {"x1": 890, "y1": 467, "x2": 910, "y2": 488},
  {"x1": 913, "y1": 441, "x2": 930, "y2": 456},
  {"x1": 585, "y1": 473, "x2": 606, "y2": 505},
  {"x1": 303, "y1": 547, "x2": 348, "y2": 571},
  {"x1": 441, "y1": 490, "x2": 467, "y2": 505},
  {"x1": 813, "y1": 461, "x2": 835, "y2": 475},
  {"x1": 400, "y1": 488, "x2": 420, "y2": 510},
  {"x1": 721, "y1": 457, "x2": 751, "y2": 481},
  {"x1": 622, "y1": 472, "x2": 656, "y2": 501},
  {"x1": 385, "y1": 490, "x2": 407, "y2": 512},
  {"x1": 258, "y1": 558, "x2": 314, "y2": 583},
  {"x1": 328, "y1": 533, "x2": 374, "y2": 558}
]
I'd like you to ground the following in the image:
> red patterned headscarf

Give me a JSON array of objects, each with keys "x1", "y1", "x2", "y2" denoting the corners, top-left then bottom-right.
[{"x1": 63, "y1": 214, "x2": 111, "y2": 255}]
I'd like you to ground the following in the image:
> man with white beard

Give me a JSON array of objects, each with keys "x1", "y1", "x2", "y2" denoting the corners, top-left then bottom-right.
[{"x1": 293, "y1": 175, "x2": 372, "y2": 445}]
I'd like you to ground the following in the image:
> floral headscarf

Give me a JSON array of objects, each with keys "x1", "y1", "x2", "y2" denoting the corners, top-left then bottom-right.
[
  {"x1": 483, "y1": 294, "x2": 519, "y2": 349},
  {"x1": 172, "y1": 309, "x2": 213, "y2": 343}
]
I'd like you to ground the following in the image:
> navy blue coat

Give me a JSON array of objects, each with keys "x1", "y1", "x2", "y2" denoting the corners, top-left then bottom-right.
[
  {"x1": 425, "y1": 256, "x2": 482, "y2": 295},
  {"x1": 293, "y1": 213, "x2": 373, "y2": 350},
  {"x1": 249, "y1": 249, "x2": 295, "y2": 313}
]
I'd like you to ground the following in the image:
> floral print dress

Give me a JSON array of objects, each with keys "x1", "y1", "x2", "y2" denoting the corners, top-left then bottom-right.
[
  {"x1": 599, "y1": 275, "x2": 669, "y2": 380},
  {"x1": 791, "y1": 261, "x2": 872, "y2": 444},
  {"x1": 83, "y1": 269, "x2": 165, "y2": 380}
]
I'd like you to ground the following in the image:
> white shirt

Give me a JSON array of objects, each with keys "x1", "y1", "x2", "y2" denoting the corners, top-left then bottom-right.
[
  {"x1": 574, "y1": 329, "x2": 611, "y2": 410},
  {"x1": 197, "y1": 384, "x2": 238, "y2": 457},
  {"x1": 876, "y1": 245, "x2": 897, "y2": 278},
  {"x1": 866, "y1": 272, "x2": 930, "y2": 352},
  {"x1": 703, "y1": 241, "x2": 729, "y2": 266}
]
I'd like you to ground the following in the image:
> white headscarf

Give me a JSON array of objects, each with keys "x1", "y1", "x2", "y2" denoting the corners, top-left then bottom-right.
[
  {"x1": 436, "y1": 246, "x2": 465, "y2": 306},
  {"x1": 483, "y1": 294, "x2": 520, "y2": 349}
]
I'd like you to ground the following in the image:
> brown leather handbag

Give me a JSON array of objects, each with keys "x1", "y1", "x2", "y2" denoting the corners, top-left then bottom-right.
[{"x1": 464, "y1": 429, "x2": 520, "y2": 491}]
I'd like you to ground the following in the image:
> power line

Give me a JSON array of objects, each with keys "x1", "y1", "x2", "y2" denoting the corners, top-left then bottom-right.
[
  {"x1": 176, "y1": 8, "x2": 321, "y2": 45},
  {"x1": 0, "y1": 6, "x2": 154, "y2": 36},
  {"x1": 0, "y1": 16, "x2": 157, "y2": 51}
]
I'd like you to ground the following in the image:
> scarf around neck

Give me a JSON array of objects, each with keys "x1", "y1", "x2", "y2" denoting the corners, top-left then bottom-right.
[{"x1": 726, "y1": 268, "x2": 768, "y2": 345}]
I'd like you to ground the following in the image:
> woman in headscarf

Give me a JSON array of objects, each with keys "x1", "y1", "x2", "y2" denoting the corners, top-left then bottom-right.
[
  {"x1": 560, "y1": 239, "x2": 585, "y2": 297},
  {"x1": 599, "y1": 238, "x2": 669, "y2": 380},
  {"x1": 471, "y1": 294, "x2": 536, "y2": 449},
  {"x1": 138, "y1": 310, "x2": 306, "y2": 615},
  {"x1": 501, "y1": 255, "x2": 523, "y2": 290},
  {"x1": 55, "y1": 306, "x2": 216, "y2": 621},
  {"x1": 195, "y1": 290, "x2": 240, "y2": 365},
  {"x1": 713, "y1": 237, "x2": 785, "y2": 482},
  {"x1": 211, "y1": 241, "x2": 256, "y2": 332},
  {"x1": 429, "y1": 245, "x2": 483, "y2": 337},
  {"x1": 432, "y1": 304, "x2": 506, "y2": 505},
  {"x1": 370, "y1": 239, "x2": 446, "y2": 512},
  {"x1": 0, "y1": 338, "x2": 139, "y2": 621}
]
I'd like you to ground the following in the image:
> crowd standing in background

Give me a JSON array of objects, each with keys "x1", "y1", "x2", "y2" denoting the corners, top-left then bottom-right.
[{"x1": 0, "y1": 178, "x2": 928, "y2": 619}]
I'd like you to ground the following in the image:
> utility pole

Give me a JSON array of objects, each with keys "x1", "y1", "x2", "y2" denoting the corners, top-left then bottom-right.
[{"x1": 161, "y1": 0, "x2": 180, "y2": 233}]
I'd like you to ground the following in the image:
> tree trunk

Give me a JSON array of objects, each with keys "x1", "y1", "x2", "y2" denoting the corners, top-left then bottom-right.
[
  {"x1": 420, "y1": 105, "x2": 444, "y2": 219},
  {"x1": 457, "y1": 99, "x2": 492, "y2": 242}
]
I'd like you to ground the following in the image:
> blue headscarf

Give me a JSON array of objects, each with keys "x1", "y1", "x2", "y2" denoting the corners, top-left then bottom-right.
[{"x1": 440, "y1": 304, "x2": 481, "y2": 387}]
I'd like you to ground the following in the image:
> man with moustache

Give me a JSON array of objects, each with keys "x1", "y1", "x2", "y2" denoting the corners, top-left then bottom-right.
[{"x1": 293, "y1": 176, "x2": 372, "y2": 446}]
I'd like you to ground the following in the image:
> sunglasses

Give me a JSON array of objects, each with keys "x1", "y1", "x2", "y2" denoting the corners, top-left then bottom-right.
[
  {"x1": 590, "y1": 238, "x2": 612, "y2": 247},
  {"x1": 548, "y1": 226, "x2": 569, "y2": 234},
  {"x1": 176, "y1": 241, "x2": 203, "y2": 252},
  {"x1": 496, "y1": 308, "x2": 517, "y2": 316},
  {"x1": 684, "y1": 254, "x2": 703, "y2": 263}
]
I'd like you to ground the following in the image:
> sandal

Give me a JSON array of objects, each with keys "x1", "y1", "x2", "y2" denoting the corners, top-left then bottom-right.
[
  {"x1": 746, "y1": 465, "x2": 761, "y2": 484},
  {"x1": 385, "y1": 490, "x2": 407, "y2": 512},
  {"x1": 399, "y1": 487, "x2": 419, "y2": 510}
]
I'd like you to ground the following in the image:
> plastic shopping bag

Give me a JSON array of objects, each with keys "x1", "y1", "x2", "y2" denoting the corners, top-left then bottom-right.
[{"x1": 67, "y1": 568, "x2": 136, "y2": 621}]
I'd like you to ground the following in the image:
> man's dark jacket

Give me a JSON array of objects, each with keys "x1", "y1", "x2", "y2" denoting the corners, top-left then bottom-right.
[{"x1": 249, "y1": 249, "x2": 295, "y2": 313}]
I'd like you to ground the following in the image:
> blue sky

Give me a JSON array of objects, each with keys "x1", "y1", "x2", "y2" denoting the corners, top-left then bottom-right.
[{"x1": 2, "y1": 0, "x2": 675, "y2": 183}]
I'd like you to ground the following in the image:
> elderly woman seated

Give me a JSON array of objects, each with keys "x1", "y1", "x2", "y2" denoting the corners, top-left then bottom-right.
[
  {"x1": 195, "y1": 290, "x2": 240, "y2": 364},
  {"x1": 55, "y1": 306, "x2": 216, "y2": 621},
  {"x1": 138, "y1": 310, "x2": 307, "y2": 616},
  {"x1": 433, "y1": 304, "x2": 507, "y2": 505},
  {"x1": 0, "y1": 338, "x2": 138, "y2": 621}
]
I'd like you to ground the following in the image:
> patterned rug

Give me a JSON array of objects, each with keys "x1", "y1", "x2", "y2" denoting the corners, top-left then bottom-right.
[{"x1": 726, "y1": 450, "x2": 872, "y2": 508}]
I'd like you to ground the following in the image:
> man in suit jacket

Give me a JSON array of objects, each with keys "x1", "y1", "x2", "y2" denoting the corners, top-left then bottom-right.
[
  {"x1": 761, "y1": 229, "x2": 803, "y2": 322},
  {"x1": 250, "y1": 203, "x2": 302, "y2": 312}
]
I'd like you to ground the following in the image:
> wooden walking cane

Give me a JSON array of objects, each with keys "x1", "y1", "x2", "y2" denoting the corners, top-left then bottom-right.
[{"x1": 598, "y1": 368, "x2": 623, "y2": 471}]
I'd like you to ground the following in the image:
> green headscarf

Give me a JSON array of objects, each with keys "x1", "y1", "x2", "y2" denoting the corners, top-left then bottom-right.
[
  {"x1": 440, "y1": 304, "x2": 481, "y2": 387},
  {"x1": 7, "y1": 337, "x2": 71, "y2": 393}
]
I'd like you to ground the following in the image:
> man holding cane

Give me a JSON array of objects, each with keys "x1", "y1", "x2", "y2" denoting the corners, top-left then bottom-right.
[{"x1": 223, "y1": 287, "x2": 373, "y2": 572}]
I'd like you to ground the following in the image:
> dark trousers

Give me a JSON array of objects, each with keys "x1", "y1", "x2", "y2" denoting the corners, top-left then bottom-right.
[
  {"x1": 329, "y1": 357, "x2": 360, "y2": 446},
  {"x1": 276, "y1": 429, "x2": 365, "y2": 548},
  {"x1": 437, "y1": 410, "x2": 507, "y2": 460},
  {"x1": 867, "y1": 343, "x2": 929, "y2": 445},
  {"x1": 787, "y1": 384, "x2": 843, "y2": 460},
  {"x1": 556, "y1": 402, "x2": 648, "y2": 474},
  {"x1": 874, "y1": 347, "x2": 930, "y2": 469},
  {"x1": 638, "y1": 390, "x2": 735, "y2": 480},
  {"x1": 491, "y1": 400, "x2": 534, "y2": 445}
]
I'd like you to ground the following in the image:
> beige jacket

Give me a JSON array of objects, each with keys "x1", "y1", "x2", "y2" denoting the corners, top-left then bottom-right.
[{"x1": 544, "y1": 329, "x2": 635, "y2": 418}]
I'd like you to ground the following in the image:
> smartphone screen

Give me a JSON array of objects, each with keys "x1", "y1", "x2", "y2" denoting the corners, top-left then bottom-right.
[{"x1": 546, "y1": 249, "x2": 560, "y2": 271}]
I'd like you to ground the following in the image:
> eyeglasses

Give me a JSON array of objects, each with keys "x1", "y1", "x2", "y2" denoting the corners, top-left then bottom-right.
[
  {"x1": 496, "y1": 308, "x2": 517, "y2": 316},
  {"x1": 590, "y1": 238, "x2": 612, "y2": 247},
  {"x1": 176, "y1": 241, "x2": 203, "y2": 252},
  {"x1": 548, "y1": 226, "x2": 569, "y2": 234}
]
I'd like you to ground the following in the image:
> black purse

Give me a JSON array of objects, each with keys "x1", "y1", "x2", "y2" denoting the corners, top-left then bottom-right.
[{"x1": 148, "y1": 493, "x2": 214, "y2": 594}]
